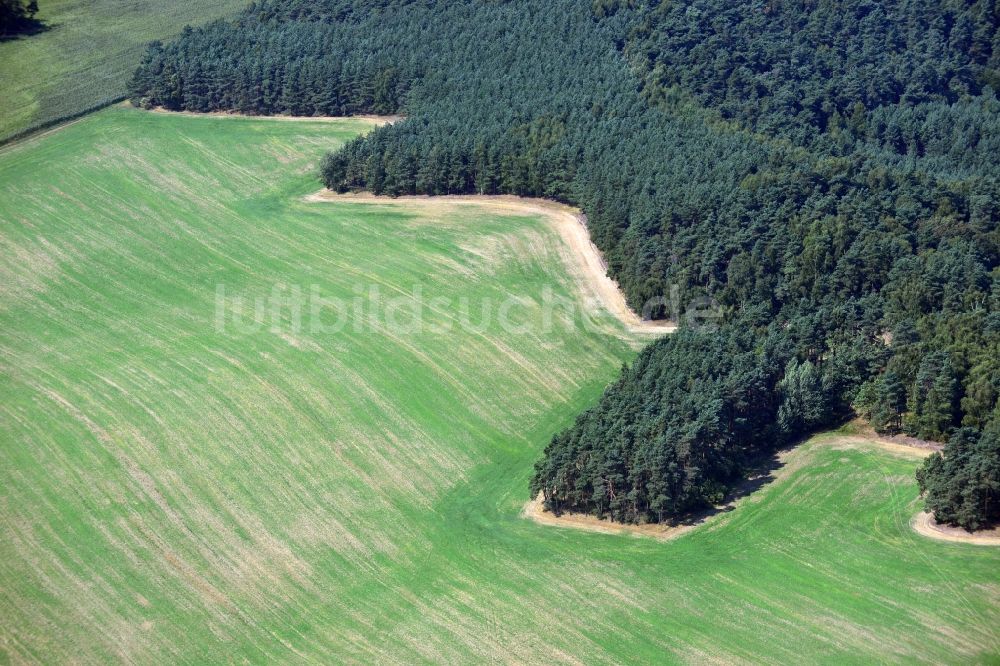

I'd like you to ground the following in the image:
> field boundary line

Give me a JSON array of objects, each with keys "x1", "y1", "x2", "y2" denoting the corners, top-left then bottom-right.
[
  {"x1": 522, "y1": 493, "x2": 697, "y2": 541},
  {"x1": 144, "y1": 106, "x2": 404, "y2": 124}
]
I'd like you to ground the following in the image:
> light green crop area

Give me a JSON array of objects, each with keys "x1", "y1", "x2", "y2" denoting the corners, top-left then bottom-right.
[
  {"x1": 1, "y1": 108, "x2": 998, "y2": 664},
  {"x1": 0, "y1": 0, "x2": 251, "y2": 142}
]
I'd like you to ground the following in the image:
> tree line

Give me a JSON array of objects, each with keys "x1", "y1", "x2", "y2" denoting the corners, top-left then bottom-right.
[{"x1": 131, "y1": 0, "x2": 1000, "y2": 530}]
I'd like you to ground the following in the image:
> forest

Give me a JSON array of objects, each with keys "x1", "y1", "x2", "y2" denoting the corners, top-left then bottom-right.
[{"x1": 130, "y1": 0, "x2": 1000, "y2": 530}]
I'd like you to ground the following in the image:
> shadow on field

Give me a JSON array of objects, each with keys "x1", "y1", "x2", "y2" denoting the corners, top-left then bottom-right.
[
  {"x1": 0, "y1": 19, "x2": 50, "y2": 42},
  {"x1": 666, "y1": 446, "x2": 791, "y2": 528}
]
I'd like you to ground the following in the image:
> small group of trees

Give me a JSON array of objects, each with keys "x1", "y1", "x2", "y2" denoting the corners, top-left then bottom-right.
[
  {"x1": 918, "y1": 426, "x2": 1000, "y2": 531},
  {"x1": 530, "y1": 322, "x2": 850, "y2": 523},
  {"x1": 132, "y1": 0, "x2": 1000, "y2": 530}
]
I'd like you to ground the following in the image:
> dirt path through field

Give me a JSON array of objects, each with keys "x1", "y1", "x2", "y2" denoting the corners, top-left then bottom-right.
[
  {"x1": 305, "y1": 192, "x2": 677, "y2": 336},
  {"x1": 911, "y1": 512, "x2": 1000, "y2": 546}
]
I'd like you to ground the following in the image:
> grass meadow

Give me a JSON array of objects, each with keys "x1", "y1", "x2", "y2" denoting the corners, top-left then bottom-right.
[
  {"x1": 0, "y1": 0, "x2": 251, "y2": 142},
  {"x1": 1, "y1": 107, "x2": 998, "y2": 663}
]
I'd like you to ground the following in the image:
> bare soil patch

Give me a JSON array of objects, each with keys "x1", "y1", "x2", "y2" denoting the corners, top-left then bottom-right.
[
  {"x1": 305, "y1": 192, "x2": 677, "y2": 336},
  {"x1": 829, "y1": 434, "x2": 938, "y2": 460},
  {"x1": 844, "y1": 419, "x2": 943, "y2": 455}
]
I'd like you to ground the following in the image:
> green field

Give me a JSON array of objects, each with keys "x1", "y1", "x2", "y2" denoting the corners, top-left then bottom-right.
[
  {"x1": 1, "y1": 107, "x2": 998, "y2": 664},
  {"x1": 0, "y1": 0, "x2": 250, "y2": 142}
]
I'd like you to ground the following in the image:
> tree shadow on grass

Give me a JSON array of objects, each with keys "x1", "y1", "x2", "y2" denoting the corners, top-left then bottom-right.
[
  {"x1": 0, "y1": 19, "x2": 51, "y2": 42},
  {"x1": 665, "y1": 445, "x2": 792, "y2": 529}
]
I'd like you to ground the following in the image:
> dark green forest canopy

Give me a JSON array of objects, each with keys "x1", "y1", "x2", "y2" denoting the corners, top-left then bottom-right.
[
  {"x1": 623, "y1": 0, "x2": 1000, "y2": 153},
  {"x1": 132, "y1": 0, "x2": 1000, "y2": 528}
]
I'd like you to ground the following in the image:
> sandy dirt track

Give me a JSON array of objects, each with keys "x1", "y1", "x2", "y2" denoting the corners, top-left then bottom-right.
[
  {"x1": 911, "y1": 512, "x2": 1000, "y2": 546},
  {"x1": 522, "y1": 494, "x2": 698, "y2": 541},
  {"x1": 305, "y1": 192, "x2": 678, "y2": 336},
  {"x1": 146, "y1": 105, "x2": 403, "y2": 124}
]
